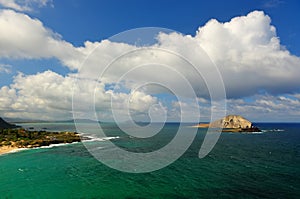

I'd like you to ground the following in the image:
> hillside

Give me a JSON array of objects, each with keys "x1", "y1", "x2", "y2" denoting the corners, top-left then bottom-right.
[{"x1": 0, "y1": 117, "x2": 19, "y2": 129}]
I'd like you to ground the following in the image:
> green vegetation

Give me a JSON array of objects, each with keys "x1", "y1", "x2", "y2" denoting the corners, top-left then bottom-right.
[{"x1": 0, "y1": 128, "x2": 80, "y2": 148}]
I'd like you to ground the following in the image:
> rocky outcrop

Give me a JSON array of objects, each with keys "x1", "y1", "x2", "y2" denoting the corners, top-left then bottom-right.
[
  {"x1": 193, "y1": 115, "x2": 261, "y2": 132},
  {"x1": 210, "y1": 115, "x2": 252, "y2": 129}
]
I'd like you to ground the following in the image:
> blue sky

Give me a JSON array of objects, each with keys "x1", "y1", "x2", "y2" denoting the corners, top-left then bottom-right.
[{"x1": 0, "y1": 0, "x2": 300, "y2": 122}]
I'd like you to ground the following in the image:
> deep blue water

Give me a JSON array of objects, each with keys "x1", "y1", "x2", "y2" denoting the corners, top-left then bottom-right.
[{"x1": 0, "y1": 123, "x2": 299, "y2": 198}]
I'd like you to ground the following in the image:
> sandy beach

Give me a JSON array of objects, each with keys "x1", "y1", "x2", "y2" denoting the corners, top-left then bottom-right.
[
  {"x1": 191, "y1": 123, "x2": 210, "y2": 128},
  {"x1": 0, "y1": 145, "x2": 20, "y2": 156}
]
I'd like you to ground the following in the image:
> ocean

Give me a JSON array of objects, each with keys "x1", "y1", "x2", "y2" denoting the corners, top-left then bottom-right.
[{"x1": 0, "y1": 123, "x2": 299, "y2": 198}]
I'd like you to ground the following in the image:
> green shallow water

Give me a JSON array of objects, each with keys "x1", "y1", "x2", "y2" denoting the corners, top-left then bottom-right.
[{"x1": 0, "y1": 123, "x2": 299, "y2": 198}]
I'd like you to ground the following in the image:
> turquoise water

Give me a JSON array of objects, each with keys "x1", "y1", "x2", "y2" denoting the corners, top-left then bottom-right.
[{"x1": 0, "y1": 123, "x2": 299, "y2": 198}]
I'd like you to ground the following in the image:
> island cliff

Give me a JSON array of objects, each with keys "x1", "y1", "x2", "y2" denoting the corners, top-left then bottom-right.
[
  {"x1": 210, "y1": 115, "x2": 252, "y2": 128},
  {"x1": 194, "y1": 115, "x2": 261, "y2": 132}
]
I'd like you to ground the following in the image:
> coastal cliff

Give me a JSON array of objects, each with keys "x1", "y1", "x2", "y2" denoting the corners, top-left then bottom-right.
[
  {"x1": 194, "y1": 115, "x2": 261, "y2": 132},
  {"x1": 210, "y1": 115, "x2": 252, "y2": 128}
]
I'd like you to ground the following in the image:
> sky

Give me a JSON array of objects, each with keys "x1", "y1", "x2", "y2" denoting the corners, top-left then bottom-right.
[{"x1": 0, "y1": 0, "x2": 300, "y2": 122}]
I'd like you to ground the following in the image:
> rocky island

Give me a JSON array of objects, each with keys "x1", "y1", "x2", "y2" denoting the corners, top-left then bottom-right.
[
  {"x1": 0, "y1": 117, "x2": 81, "y2": 155},
  {"x1": 194, "y1": 115, "x2": 261, "y2": 133}
]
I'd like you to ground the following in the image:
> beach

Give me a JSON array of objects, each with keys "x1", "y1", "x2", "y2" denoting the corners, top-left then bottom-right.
[{"x1": 0, "y1": 145, "x2": 20, "y2": 155}]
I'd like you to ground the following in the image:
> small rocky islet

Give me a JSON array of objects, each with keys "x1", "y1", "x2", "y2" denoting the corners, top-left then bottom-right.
[{"x1": 194, "y1": 115, "x2": 261, "y2": 133}]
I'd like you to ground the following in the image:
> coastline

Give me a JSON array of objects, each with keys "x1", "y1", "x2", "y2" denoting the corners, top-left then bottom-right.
[
  {"x1": 0, "y1": 135, "x2": 121, "y2": 156},
  {"x1": 0, "y1": 127, "x2": 82, "y2": 156},
  {"x1": 0, "y1": 141, "x2": 82, "y2": 156},
  {"x1": 0, "y1": 145, "x2": 21, "y2": 156}
]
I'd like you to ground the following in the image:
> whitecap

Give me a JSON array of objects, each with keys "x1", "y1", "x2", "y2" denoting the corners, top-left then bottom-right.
[
  {"x1": 261, "y1": 129, "x2": 285, "y2": 132},
  {"x1": 82, "y1": 136, "x2": 120, "y2": 142},
  {"x1": 251, "y1": 131, "x2": 264, "y2": 134}
]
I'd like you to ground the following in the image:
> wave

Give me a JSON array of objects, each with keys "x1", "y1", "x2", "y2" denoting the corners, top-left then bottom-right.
[
  {"x1": 227, "y1": 131, "x2": 264, "y2": 135},
  {"x1": 81, "y1": 136, "x2": 120, "y2": 142},
  {"x1": 6, "y1": 147, "x2": 30, "y2": 154},
  {"x1": 33, "y1": 136, "x2": 121, "y2": 149},
  {"x1": 1, "y1": 141, "x2": 81, "y2": 156},
  {"x1": 38, "y1": 142, "x2": 80, "y2": 149},
  {"x1": 261, "y1": 129, "x2": 285, "y2": 132},
  {"x1": 2, "y1": 136, "x2": 121, "y2": 156},
  {"x1": 251, "y1": 131, "x2": 264, "y2": 134}
]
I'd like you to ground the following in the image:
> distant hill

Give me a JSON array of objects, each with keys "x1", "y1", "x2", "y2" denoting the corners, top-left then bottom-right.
[
  {"x1": 3, "y1": 117, "x2": 100, "y2": 123},
  {"x1": 4, "y1": 117, "x2": 46, "y2": 123},
  {"x1": 0, "y1": 117, "x2": 20, "y2": 129},
  {"x1": 52, "y1": 119, "x2": 100, "y2": 123}
]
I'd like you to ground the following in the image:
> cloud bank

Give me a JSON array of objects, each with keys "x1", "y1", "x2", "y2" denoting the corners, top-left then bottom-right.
[{"x1": 0, "y1": 9, "x2": 299, "y2": 121}]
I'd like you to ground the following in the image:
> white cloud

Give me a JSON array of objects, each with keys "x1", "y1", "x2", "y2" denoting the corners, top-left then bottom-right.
[
  {"x1": 0, "y1": 9, "x2": 82, "y2": 69},
  {"x1": 73, "y1": 10, "x2": 300, "y2": 99},
  {"x1": 0, "y1": 70, "x2": 161, "y2": 121},
  {"x1": 0, "y1": 0, "x2": 31, "y2": 11},
  {"x1": 0, "y1": 85, "x2": 16, "y2": 111},
  {"x1": 226, "y1": 94, "x2": 300, "y2": 122},
  {"x1": 0, "y1": 63, "x2": 11, "y2": 73},
  {"x1": 2, "y1": 69, "x2": 299, "y2": 122},
  {"x1": 0, "y1": 10, "x2": 300, "y2": 120},
  {"x1": 1, "y1": 10, "x2": 299, "y2": 98},
  {"x1": 0, "y1": 0, "x2": 52, "y2": 12},
  {"x1": 164, "y1": 11, "x2": 300, "y2": 98}
]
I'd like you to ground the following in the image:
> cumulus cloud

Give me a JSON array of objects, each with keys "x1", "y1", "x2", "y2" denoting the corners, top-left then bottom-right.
[
  {"x1": 0, "y1": 10, "x2": 300, "y2": 120},
  {"x1": 195, "y1": 11, "x2": 300, "y2": 97},
  {"x1": 0, "y1": 70, "x2": 161, "y2": 121},
  {"x1": 1, "y1": 10, "x2": 299, "y2": 97},
  {"x1": 73, "y1": 11, "x2": 300, "y2": 99},
  {"x1": 0, "y1": 9, "x2": 83, "y2": 69},
  {"x1": 0, "y1": 0, "x2": 52, "y2": 12},
  {"x1": 0, "y1": 71, "x2": 73, "y2": 119},
  {"x1": 226, "y1": 94, "x2": 300, "y2": 122}
]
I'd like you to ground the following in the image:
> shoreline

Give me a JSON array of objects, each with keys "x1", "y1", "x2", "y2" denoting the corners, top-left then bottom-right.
[
  {"x1": 0, "y1": 145, "x2": 21, "y2": 156},
  {"x1": 0, "y1": 136, "x2": 120, "y2": 156},
  {"x1": 0, "y1": 128, "x2": 82, "y2": 156},
  {"x1": 0, "y1": 141, "x2": 81, "y2": 156},
  {"x1": 0, "y1": 133, "x2": 120, "y2": 157}
]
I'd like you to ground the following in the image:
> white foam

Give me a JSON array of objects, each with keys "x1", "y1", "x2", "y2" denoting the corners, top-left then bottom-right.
[
  {"x1": 273, "y1": 129, "x2": 285, "y2": 132},
  {"x1": 261, "y1": 129, "x2": 285, "y2": 132},
  {"x1": 0, "y1": 142, "x2": 80, "y2": 156},
  {"x1": 1, "y1": 136, "x2": 120, "y2": 156},
  {"x1": 38, "y1": 142, "x2": 79, "y2": 149},
  {"x1": 82, "y1": 136, "x2": 120, "y2": 142},
  {"x1": 251, "y1": 132, "x2": 264, "y2": 134}
]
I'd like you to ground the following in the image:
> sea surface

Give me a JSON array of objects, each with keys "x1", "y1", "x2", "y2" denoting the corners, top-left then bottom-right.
[{"x1": 0, "y1": 122, "x2": 299, "y2": 198}]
